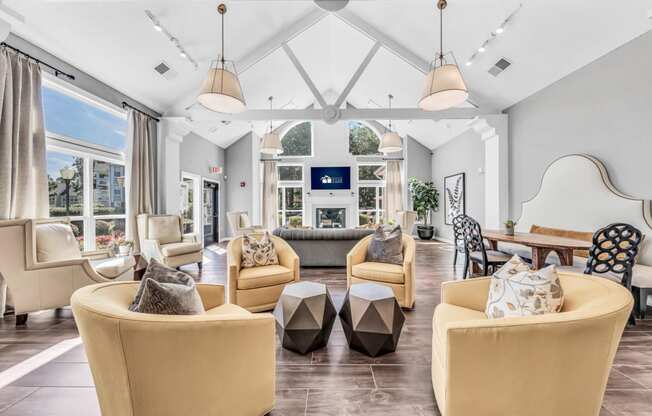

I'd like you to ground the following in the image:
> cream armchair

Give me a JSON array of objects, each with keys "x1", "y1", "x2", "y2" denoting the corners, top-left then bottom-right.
[
  {"x1": 432, "y1": 272, "x2": 632, "y2": 416},
  {"x1": 396, "y1": 211, "x2": 417, "y2": 235},
  {"x1": 137, "y1": 214, "x2": 203, "y2": 269},
  {"x1": 347, "y1": 234, "x2": 416, "y2": 308},
  {"x1": 227, "y1": 234, "x2": 300, "y2": 312},
  {"x1": 227, "y1": 211, "x2": 265, "y2": 236},
  {"x1": 0, "y1": 218, "x2": 134, "y2": 325},
  {"x1": 72, "y1": 282, "x2": 275, "y2": 416}
]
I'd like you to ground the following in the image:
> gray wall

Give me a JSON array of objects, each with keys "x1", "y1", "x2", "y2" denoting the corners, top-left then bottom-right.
[
  {"x1": 224, "y1": 132, "x2": 254, "y2": 237},
  {"x1": 507, "y1": 30, "x2": 652, "y2": 219},
  {"x1": 406, "y1": 136, "x2": 433, "y2": 210},
  {"x1": 431, "y1": 129, "x2": 484, "y2": 242},
  {"x1": 6, "y1": 34, "x2": 159, "y2": 117},
  {"x1": 180, "y1": 132, "x2": 226, "y2": 240}
]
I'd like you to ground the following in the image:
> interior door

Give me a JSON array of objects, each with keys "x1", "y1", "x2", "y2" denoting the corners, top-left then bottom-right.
[{"x1": 203, "y1": 181, "x2": 219, "y2": 245}]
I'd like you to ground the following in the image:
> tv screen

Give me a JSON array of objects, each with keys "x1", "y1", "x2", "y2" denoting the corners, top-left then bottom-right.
[{"x1": 311, "y1": 166, "x2": 351, "y2": 190}]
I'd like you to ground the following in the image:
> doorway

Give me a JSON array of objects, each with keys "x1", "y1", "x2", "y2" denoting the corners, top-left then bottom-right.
[{"x1": 203, "y1": 180, "x2": 219, "y2": 245}]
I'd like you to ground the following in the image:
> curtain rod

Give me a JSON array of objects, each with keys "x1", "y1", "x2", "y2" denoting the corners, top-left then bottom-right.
[
  {"x1": 1, "y1": 42, "x2": 75, "y2": 80},
  {"x1": 122, "y1": 101, "x2": 160, "y2": 122}
]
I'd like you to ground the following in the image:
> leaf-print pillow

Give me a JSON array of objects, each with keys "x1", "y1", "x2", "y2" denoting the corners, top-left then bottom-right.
[
  {"x1": 485, "y1": 255, "x2": 564, "y2": 319},
  {"x1": 241, "y1": 232, "x2": 279, "y2": 268}
]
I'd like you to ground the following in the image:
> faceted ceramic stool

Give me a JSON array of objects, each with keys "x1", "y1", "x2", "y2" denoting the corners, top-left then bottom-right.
[
  {"x1": 339, "y1": 282, "x2": 405, "y2": 357},
  {"x1": 273, "y1": 281, "x2": 337, "y2": 355}
]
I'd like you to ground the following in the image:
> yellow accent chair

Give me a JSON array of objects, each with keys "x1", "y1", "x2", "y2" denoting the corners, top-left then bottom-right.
[
  {"x1": 0, "y1": 218, "x2": 134, "y2": 324},
  {"x1": 136, "y1": 214, "x2": 203, "y2": 269},
  {"x1": 346, "y1": 234, "x2": 416, "y2": 308},
  {"x1": 432, "y1": 272, "x2": 633, "y2": 416},
  {"x1": 227, "y1": 211, "x2": 265, "y2": 236},
  {"x1": 227, "y1": 234, "x2": 300, "y2": 312},
  {"x1": 72, "y1": 282, "x2": 275, "y2": 416}
]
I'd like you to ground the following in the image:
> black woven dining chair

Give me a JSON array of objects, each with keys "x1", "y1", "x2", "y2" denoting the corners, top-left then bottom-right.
[
  {"x1": 460, "y1": 216, "x2": 511, "y2": 279},
  {"x1": 584, "y1": 223, "x2": 643, "y2": 324},
  {"x1": 452, "y1": 214, "x2": 466, "y2": 267}
]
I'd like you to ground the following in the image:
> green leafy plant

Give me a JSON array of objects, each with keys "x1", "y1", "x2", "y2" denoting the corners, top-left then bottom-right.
[
  {"x1": 504, "y1": 220, "x2": 517, "y2": 228},
  {"x1": 408, "y1": 177, "x2": 439, "y2": 225}
]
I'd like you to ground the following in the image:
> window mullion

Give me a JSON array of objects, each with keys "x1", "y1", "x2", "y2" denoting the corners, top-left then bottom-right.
[{"x1": 83, "y1": 156, "x2": 94, "y2": 251}]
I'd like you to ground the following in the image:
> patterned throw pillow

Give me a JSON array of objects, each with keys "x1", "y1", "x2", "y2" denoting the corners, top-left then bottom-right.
[
  {"x1": 365, "y1": 225, "x2": 404, "y2": 265},
  {"x1": 485, "y1": 255, "x2": 564, "y2": 319},
  {"x1": 241, "y1": 232, "x2": 279, "y2": 268},
  {"x1": 129, "y1": 259, "x2": 205, "y2": 315}
]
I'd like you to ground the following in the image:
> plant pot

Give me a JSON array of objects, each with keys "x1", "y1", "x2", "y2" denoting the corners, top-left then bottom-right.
[
  {"x1": 119, "y1": 246, "x2": 131, "y2": 256},
  {"x1": 505, "y1": 226, "x2": 515, "y2": 236},
  {"x1": 417, "y1": 225, "x2": 434, "y2": 240}
]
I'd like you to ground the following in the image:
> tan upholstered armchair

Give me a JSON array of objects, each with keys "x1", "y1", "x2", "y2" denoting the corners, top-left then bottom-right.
[
  {"x1": 432, "y1": 272, "x2": 632, "y2": 416},
  {"x1": 72, "y1": 282, "x2": 275, "y2": 416},
  {"x1": 347, "y1": 234, "x2": 416, "y2": 308},
  {"x1": 227, "y1": 211, "x2": 265, "y2": 236},
  {"x1": 227, "y1": 234, "x2": 300, "y2": 312},
  {"x1": 137, "y1": 214, "x2": 203, "y2": 269},
  {"x1": 0, "y1": 218, "x2": 134, "y2": 324}
]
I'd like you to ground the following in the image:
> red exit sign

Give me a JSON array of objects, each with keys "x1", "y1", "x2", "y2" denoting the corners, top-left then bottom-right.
[{"x1": 209, "y1": 166, "x2": 222, "y2": 174}]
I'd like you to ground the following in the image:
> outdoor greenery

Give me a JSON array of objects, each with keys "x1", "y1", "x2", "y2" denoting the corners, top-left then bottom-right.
[
  {"x1": 408, "y1": 177, "x2": 439, "y2": 225},
  {"x1": 278, "y1": 165, "x2": 303, "y2": 181},
  {"x1": 281, "y1": 122, "x2": 312, "y2": 156},
  {"x1": 358, "y1": 165, "x2": 383, "y2": 181},
  {"x1": 349, "y1": 121, "x2": 380, "y2": 155}
]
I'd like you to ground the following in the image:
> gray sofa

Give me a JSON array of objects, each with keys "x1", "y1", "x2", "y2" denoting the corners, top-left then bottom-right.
[{"x1": 272, "y1": 228, "x2": 374, "y2": 267}]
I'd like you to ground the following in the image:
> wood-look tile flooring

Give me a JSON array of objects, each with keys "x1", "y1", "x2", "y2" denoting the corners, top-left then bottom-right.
[{"x1": 1, "y1": 241, "x2": 651, "y2": 415}]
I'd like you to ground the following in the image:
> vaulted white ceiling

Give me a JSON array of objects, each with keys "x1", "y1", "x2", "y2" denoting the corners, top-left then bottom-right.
[{"x1": 4, "y1": 0, "x2": 652, "y2": 149}]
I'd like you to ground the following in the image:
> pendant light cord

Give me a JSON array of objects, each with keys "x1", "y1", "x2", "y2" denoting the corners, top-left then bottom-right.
[
  {"x1": 221, "y1": 12, "x2": 225, "y2": 66},
  {"x1": 268, "y1": 96, "x2": 273, "y2": 133},
  {"x1": 388, "y1": 94, "x2": 393, "y2": 131},
  {"x1": 439, "y1": 1, "x2": 443, "y2": 61}
]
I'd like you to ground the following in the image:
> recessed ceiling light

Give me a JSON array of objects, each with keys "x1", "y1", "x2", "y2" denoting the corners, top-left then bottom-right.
[
  {"x1": 153, "y1": 24, "x2": 162, "y2": 32},
  {"x1": 180, "y1": 51, "x2": 187, "y2": 58},
  {"x1": 478, "y1": 46, "x2": 486, "y2": 53},
  {"x1": 465, "y1": 61, "x2": 472, "y2": 66},
  {"x1": 495, "y1": 27, "x2": 504, "y2": 34}
]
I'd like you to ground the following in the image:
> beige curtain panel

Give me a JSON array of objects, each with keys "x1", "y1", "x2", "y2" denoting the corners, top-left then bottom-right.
[
  {"x1": 385, "y1": 160, "x2": 403, "y2": 224},
  {"x1": 126, "y1": 110, "x2": 158, "y2": 251},
  {"x1": 0, "y1": 47, "x2": 48, "y2": 220},
  {"x1": 261, "y1": 160, "x2": 278, "y2": 230}
]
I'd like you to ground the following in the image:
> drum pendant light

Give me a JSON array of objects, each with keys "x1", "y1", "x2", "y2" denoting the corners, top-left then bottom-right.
[
  {"x1": 379, "y1": 94, "x2": 402, "y2": 154},
  {"x1": 260, "y1": 96, "x2": 282, "y2": 155},
  {"x1": 418, "y1": 0, "x2": 468, "y2": 111},
  {"x1": 197, "y1": 4, "x2": 246, "y2": 114}
]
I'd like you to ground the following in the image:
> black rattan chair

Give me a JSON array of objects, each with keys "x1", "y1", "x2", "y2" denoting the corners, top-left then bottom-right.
[
  {"x1": 452, "y1": 214, "x2": 466, "y2": 267},
  {"x1": 584, "y1": 223, "x2": 642, "y2": 324},
  {"x1": 460, "y1": 216, "x2": 511, "y2": 279}
]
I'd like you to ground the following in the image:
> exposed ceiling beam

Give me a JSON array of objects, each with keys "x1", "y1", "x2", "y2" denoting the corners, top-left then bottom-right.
[
  {"x1": 237, "y1": 7, "x2": 328, "y2": 74},
  {"x1": 190, "y1": 107, "x2": 482, "y2": 122},
  {"x1": 282, "y1": 42, "x2": 328, "y2": 109},
  {"x1": 333, "y1": 8, "x2": 498, "y2": 113},
  {"x1": 334, "y1": 40, "x2": 381, "y2": 108}
]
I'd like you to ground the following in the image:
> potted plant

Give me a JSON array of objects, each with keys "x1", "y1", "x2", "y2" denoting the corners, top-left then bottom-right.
[
  {"x1": 113, "y1": 233, "x2": 134, "y2": 256},
  {"x1": 408, "y1": 177, "x2": 439, "y2": 240},
  {"x1": 504, "y1": 219, "x2": 517, "y2": 236}
]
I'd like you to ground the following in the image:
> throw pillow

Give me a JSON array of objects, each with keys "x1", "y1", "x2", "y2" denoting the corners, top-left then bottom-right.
[
  {"x1": 365, "y1": 225, "x2": 404, "y2": 265},
  {"x1": 241, "y1": 232, "x2": 279, "y2": 268},
  {"x1": 129, "y1": 259, "x2": 205, "y2": 315},
  {"x1": 485, "y1": 255, "x2": 564, "y2": 319}
]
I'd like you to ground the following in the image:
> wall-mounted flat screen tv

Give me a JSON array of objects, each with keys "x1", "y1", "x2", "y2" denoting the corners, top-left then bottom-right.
[{"x1": 311, "y1": 166, "x2": 351, "y2": 190}]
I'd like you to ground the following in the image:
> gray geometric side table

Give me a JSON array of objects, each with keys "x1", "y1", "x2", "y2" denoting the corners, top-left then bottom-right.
[
  {"x1": 339, "y1": 282, "x2": 405, "y2": 357},
  {"x1": 273, "y1": 281, "x2": 337, "y2": 355}
]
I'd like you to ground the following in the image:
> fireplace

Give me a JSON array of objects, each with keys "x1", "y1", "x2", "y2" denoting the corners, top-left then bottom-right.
[{"x1": 315, "y1": 208, "x2": 346, "y2": 229}]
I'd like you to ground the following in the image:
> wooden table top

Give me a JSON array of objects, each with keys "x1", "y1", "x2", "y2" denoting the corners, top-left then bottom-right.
[{"x1": 483, "y1": 230, "x2": 593, "y2": 250}]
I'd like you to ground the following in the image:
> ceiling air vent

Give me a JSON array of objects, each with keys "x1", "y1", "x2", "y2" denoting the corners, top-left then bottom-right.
[
  {"x1": 154, "y1": 61, "x2": 178, "y2": 80},
  {"x1": 488, "y1": 58, "x2": 511, "y2": 77}
]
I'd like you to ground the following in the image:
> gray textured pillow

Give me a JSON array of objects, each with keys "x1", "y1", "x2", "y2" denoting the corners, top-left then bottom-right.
[
  {"x1": 366, "y1": 225, "x2": 404, "y2": 265},
  {"x1": 129, "y1": 259, "x2": 204, "y2": 315}
]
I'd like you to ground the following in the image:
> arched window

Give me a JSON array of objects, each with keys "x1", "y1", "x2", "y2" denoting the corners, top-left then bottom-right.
[
  {"x1": 348, "y1": 121, "x2": 380, "y2": 156},
  {"x1": 281, "y1": 121, "x2": 312, "y2": 157}
]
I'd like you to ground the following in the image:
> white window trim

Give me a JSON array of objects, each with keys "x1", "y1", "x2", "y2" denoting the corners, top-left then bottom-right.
[
  {"x1": 357, "y1": 162, "x2": 386, "y2": 226},
  {"x1": 279, "y1": 121, "x2": 314, "y2": 159},
  {"x1": 277, "y1": 163, "x2": 305, "y2": 226},
  {"x1": 181, "y1": 172, "x2": 203, "y2": 242}
]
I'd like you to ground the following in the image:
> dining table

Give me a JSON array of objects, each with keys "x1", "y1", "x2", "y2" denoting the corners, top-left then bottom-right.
[{"x1": 482, "y1": 229, "x2": 593, "y2": 269}]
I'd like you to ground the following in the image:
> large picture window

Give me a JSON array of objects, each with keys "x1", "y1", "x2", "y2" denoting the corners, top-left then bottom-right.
[
  {"x1": 44, "y1": 81, "x2": 128, "y2": 251},
  {"x1": 357, "y1": 163, "x2": 385, "y2": 226},
  {"x1": 349, "y1": 121, "x2": 381, "y2": 156},
  {"x1": 277, "y1": 163, "x2": 304, "y2": 227},
  {"x1": 280, "y1": 122, "x2": 312, "y2": 157}
]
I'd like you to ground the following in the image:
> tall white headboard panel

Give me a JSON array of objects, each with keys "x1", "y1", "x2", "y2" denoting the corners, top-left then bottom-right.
[{"x1": 515, "y1": 154, "x2": 652, "y2": 265}]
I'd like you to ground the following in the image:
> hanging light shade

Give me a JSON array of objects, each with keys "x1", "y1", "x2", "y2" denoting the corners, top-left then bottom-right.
[
  {"x1": 418, "y1": 0, "x2": 468, "y2": 111},
  {"x1": 260, "y1": 132, "x2": 282, "y2": 155},
  {"x1": 197, "y1": 4, "x2": 246, "y2": 114},
  {"x1": 379, "y1": 93, "x2": 403, "y2": 154},
  {"x1": 260, "y1": 96, "x2": 283, "y2": 155},
  {"x1": 379, "y1": 131, "x2": 402, "y2": 154}
]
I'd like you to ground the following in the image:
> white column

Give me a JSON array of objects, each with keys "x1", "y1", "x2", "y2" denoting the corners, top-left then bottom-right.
[
  {"x1": 158, "y1": 117, "x2": 192, "y2": 215},
  {"x1": 470, "y1": 115, "x2": 509, "y2": 229}
]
